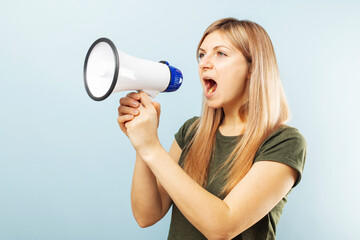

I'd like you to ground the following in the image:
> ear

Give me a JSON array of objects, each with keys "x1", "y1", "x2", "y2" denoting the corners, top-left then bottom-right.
[{"x1": 246, "y1": 69, "x2": 252, "y2": 80}]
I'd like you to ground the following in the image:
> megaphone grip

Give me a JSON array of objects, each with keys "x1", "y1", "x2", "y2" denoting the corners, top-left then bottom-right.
[{"x1": 138, "y1": 90, "x2": 158, "y2": 99}]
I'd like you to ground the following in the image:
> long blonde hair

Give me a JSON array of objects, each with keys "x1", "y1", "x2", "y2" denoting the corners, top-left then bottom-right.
[{"x1": 183, "y1": 18, "x2": 290, "y2": 195}]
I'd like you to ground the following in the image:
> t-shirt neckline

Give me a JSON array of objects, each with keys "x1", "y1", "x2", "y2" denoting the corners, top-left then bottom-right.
[{"x1": 216, "y1": 129, "x2": 242, "y2": 140}]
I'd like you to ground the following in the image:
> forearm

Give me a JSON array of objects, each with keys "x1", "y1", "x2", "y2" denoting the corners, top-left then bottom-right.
[
  {"x1": 131, "y1": 153, "x2": 164, "y2": 227},
  {"x1": 142, "y1": 145, "x2": 232, "y2": 239}
]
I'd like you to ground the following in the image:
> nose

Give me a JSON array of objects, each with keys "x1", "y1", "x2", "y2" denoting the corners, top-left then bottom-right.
[{"x1": 199, "y1": 55, "x2": 213, "y2": 70}]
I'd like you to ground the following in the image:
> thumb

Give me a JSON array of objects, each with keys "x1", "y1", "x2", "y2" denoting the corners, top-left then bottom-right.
[
  {"x1": 152, "y1": 102, "x2": 161, "y2": 119},
  {"x1": 139, "y1": 91, "x2": 153, "y2": 109}
]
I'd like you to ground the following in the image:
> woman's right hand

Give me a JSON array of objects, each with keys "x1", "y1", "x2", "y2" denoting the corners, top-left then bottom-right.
[
  {"x1": 117, "y1": 92, "x2": 161, "y2": 137},
  {"x1": 117, "y1": 92, "x2": 141, "y2": 137}
]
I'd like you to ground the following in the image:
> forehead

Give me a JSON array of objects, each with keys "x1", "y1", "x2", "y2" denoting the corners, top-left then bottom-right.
[{"x1": 199, "y1": 31, "x2": 234, "y2": 50}]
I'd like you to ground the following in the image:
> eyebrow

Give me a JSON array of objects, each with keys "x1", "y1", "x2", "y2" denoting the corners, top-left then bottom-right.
[{"x1": 198, "y1": 45, "x2": 232, "y2": 52}]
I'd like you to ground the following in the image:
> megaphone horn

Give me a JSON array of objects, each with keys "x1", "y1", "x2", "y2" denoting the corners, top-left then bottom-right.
[{"x1": 83, "y1": 38, "x2": 183, "y2": 101}]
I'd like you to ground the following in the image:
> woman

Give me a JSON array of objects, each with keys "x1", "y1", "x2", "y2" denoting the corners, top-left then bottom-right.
[{"x1": 117, "y1": 18, "x2": 306, "y2": 240}]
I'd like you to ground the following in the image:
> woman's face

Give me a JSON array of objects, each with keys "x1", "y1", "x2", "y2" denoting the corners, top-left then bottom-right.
[{"x1": 198, "y1": 30, "x2": 249, "y2": 110}]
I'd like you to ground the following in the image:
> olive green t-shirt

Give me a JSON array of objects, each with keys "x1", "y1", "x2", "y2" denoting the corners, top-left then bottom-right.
[{"x1": 168, "y1": 117, "x2": 307, "y2": 240}]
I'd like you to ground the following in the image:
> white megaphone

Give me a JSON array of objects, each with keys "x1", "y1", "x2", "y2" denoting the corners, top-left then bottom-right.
[{"x1": 84, "y1": 38, "x2": 183, "y2": 101}]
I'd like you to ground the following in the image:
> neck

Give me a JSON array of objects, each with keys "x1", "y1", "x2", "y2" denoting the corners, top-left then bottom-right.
[{"x1": 219, "y1": 106, "x2": 246, "y2": 136}]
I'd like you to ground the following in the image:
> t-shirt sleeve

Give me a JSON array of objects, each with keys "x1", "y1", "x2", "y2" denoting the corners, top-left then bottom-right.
[
  {"x1": 174, "y1": 116, "x2": 199, "y2": 150},
  {"x1": 254, "y1": 127, "x2": 307, "y2": 188}
]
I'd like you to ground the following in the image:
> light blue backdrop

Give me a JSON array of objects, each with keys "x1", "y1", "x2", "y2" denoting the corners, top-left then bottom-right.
[{"x1": 1, "y1": 0, "x2": 359, "y2": 239}]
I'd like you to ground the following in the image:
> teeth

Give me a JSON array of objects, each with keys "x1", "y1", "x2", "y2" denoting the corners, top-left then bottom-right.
[{"x1": 208, "y1": 86, "x2": 215, "y2": 94}]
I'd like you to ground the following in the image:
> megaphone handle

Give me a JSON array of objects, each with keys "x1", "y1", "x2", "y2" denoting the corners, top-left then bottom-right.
[{"x1": 137, "y1": 90, "x2": 158, "y2": 99}]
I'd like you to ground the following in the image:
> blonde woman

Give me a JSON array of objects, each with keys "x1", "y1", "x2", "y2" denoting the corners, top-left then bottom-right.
[{"x1": 117, "y1": 18, "x2": 306, "y2": 240}]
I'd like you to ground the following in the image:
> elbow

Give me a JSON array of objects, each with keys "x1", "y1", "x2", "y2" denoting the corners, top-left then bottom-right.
[
  {"x1": 134, "y1": 215, "x2": 157, "y2": 228},
  {"x1": 132, "y1": 209, "x2": 162, "y2": 228},
  {"x1": 136, "y1": 220, "x2": 153, "y2": 228},
  {"x1": 205, "y1": 232, "x2": 232, "y2": 240},
  {"x1": 203, "y1": 220, "x2": 240, "y2": 240}
]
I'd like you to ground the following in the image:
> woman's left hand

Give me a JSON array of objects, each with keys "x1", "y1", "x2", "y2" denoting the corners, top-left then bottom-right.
[{"x1": 124, "y1": 91, "x2": 161, "y2": 158}]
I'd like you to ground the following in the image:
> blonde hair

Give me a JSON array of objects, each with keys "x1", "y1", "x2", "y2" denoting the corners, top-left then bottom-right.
[{"x1": 183, "y1": 18, "x2": 290, "y2": 195}]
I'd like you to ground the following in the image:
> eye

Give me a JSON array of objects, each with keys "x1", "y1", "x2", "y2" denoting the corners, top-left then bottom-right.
[
  {"x1": 198, "y1": 52, "x2": 205, "y2": 61},
  {"x1": 217, "y1": 51, "x2": 227, "y2": 57}
]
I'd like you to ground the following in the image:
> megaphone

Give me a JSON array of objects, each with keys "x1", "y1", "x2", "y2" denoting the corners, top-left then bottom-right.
[{"x1": 83, "y1": 38, "x2": 183, "y2": 101}]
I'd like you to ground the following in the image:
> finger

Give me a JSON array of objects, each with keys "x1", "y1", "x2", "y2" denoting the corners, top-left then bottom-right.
[
  {"x1": 126, "y1": 92, "x2": 141, "y2": 100},
  {"x1": 139, "y1": 91, "x2": 153, "y2": 109},
  {"x1": 119, "y1": 97, "x2": 140, "y2": 108},
  {"x1": 117, "y1": 114, "x2": 134, "y2": 125},
  {"x1": 117, "y1": 115, "x2": 134, "y2": 137},
  {"x1": 118, "y1": 106, "x2": 139, "y2": 116},
  {"x1": 152, "y1": 102, "x2": 161, "y2": 116}
]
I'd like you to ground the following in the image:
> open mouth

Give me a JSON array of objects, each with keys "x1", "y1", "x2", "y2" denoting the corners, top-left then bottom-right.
[{"x1": 204, "y1": 78, "x2": 218, "y2": 95}]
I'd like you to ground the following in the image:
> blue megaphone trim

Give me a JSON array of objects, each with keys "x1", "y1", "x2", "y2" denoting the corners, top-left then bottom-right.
[{"x1": 159, "y1": 61, "x2": 183, "y2": 92}]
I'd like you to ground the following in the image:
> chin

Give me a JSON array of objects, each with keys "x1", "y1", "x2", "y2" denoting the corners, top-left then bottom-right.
[{"x1": 204, "y1": 99, "x2": 223, "y2": 110}]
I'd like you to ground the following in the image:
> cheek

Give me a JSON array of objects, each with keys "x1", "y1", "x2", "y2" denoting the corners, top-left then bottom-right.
[
  {"x1": 223, "y1": 70, "x2": 248, "y2": 94},
  {"x1": 198, "y1": 67, "x2": 203, "y2": 80},
  {"x1": 198, "y1": 69, "x2": 203, "y2": 85}
]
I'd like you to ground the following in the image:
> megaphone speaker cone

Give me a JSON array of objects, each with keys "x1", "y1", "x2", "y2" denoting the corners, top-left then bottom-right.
[{"x1": 84, "y1": 38, "x2": 119, "y2": 101}]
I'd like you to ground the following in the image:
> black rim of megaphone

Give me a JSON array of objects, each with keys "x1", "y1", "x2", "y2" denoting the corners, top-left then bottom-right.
[{"x1": 84, "y1": 37, "x2": 119, "y2": 101}]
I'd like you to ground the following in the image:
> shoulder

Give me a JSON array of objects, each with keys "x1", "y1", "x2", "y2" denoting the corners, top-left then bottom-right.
[
  {"x1": 256, "y1": 125, "x2": 306, "y2": 155},
  {"x1": 182, "y1": 116, "x2": 200, "y2": 129},
  {"x1": 254, "y1": 125, "x2": 307, "y2": 187},
  {"x1": 174, "y1": 116, "x2": 199, "y2": 150}
]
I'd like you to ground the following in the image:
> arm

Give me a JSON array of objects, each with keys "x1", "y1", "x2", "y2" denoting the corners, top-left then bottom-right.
[
  {"x1": 125, "y1": 92, "x2": 298, "y2": 239},
  {"x1": 130, "y1": 141, "x2": 182, "y2": 227},
  {"x1": 143, "y1": 143, "x2": 297, "y2": 239},
  {"x1": 117, "y1": 92, "x2": 183, "y2": 228}
]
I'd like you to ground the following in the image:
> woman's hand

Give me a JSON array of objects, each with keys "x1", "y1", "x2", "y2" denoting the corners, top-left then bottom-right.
[
  {"x1": 117, "y1": 91, "x2": 161, "y2": 157},
  {"x1": 117, "y1": 92, "x2": 161, "y2": 135},
  {"x1": 117, "y1": 92, "x2": 141, "y2": 137}
]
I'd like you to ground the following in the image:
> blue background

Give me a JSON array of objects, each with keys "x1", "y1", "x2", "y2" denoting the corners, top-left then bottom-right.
[{"x1": 1, "y1": 0, "x2": 359, "y2": 239}]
